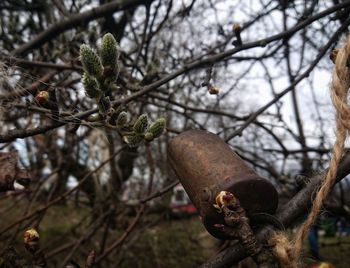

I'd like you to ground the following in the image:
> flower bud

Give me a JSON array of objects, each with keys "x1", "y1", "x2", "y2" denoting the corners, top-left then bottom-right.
[
  {"x1": 232, "y1": 23, "x2": 241, "y2": 33},
  {"x1": 87, "y1": 114, "x2": 102, "y2": 122},
  {"x1": 82, "y1": 73, "x2": 100, "y2": 99},
  {"x1": 144, "y1": 132, "x2": 154, "y2": 141},
  {"x1": 147, "y1": 118, "x2": 166, "y2": 138},
  {"x1": 116, "y1": 111, "x2": 128, "y2": 128},
  {"x1": 24, "y1": 228, "x2": 39, "y2": 253},
  {"x1": 34, "y1": 91, "x2": 50, "y2": 105},
  {"x1": 133, "y1": 114, "x2": 148, "y2": 133},
  {"x1": 100, "y1": 33, "x2": 120, "y2": 78},
  {"x1": 208, "y1": 85, "x2": 220, "y2": 95},
  {"x1": 80, "y1": 44, "x2": 103, "y2": 77},
  {"x1": 123, "y1": 134, "x2": 143, "y2": 147},
  {"x1": 214, "y1": 191, "x2": 237, "y2": 211}
]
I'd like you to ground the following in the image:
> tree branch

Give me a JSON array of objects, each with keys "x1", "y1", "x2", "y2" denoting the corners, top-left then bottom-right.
[
  {"x1": 12, "y1": 0, "x2": 152, "y2": 56},
  {"x1": 200, "y1": 151, "x2": 350, "y2": 268},
  {"x1": 2, "y1": 2, "x2": 349, "y2": 143}
]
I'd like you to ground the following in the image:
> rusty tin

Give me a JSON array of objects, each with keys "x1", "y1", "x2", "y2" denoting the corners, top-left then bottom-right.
[{"x1": 167, "y1": 130, "x2": 278, "y2": 239}]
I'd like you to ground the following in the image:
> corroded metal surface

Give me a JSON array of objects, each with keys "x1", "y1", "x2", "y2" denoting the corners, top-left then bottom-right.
[{"x1": 167, "y1": 129, "x2": 278, "y2": 239}]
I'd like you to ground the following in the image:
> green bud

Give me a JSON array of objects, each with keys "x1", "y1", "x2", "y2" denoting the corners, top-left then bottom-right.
[
  {"x1": 133, "y1": 114, "x2": 148, "y2": 133},
  {"x1": 144, "y1": 132, "x2": 154, "y2": 141},
  {"x1": 100, "y1": 33, "x2": 120, "y2": 77},
  {"x1": 148, "y1": 118, "x2": 166, "y2": 138},
  {"x1": 82, "y1": 73, "x2": 100, "y2": 98},
  {"x1": 123, "y1": 134, "x2": 143, "y2": 148},
  {"x1": 116, "y1": 111, "x2": 128, "y2": 128},
  {"x1": 80, "y1": 44, "x2": 103, "y2": 77},
  {"x1": 87, "y1": 114, "x2": 102, "y2": 122}
]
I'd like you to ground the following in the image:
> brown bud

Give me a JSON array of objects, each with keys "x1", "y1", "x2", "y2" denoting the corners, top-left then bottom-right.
[
  {"x1": 24, "y1": 228, "x2": 40, "y2": 253},
  {"x1": 215, "y1": 191, "x2": 237, "y2": 209},
  {"x1": 34, "y1": 91, "x2": 50, "y2": 105},
  {"x1": 208, "y1": 85, "x2": 220, "y2": 95},
  {"x1": 232, "y1": 23, "x2": 241, "y2": 33}
]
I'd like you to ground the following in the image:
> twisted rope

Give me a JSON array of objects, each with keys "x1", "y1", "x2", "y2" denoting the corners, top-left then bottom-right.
[{"x1": 271, "y1": 34, "x2": 350, "y2": 267}]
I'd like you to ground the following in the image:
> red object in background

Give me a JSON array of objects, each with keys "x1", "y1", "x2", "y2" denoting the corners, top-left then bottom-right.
[
  {"x1": 170, "y1": 203, "x2": 197, "y2": 214},
  {"x1": 170, "y1": 184, "x2": 197, "y2": 216}
]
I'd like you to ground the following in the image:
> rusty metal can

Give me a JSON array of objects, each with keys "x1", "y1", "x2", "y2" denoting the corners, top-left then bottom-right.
[{"x1": 167, "y1": 129, "x2": 278, "y2": 239}]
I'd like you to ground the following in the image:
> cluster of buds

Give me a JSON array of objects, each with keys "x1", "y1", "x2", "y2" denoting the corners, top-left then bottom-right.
[
  {"x1": 123, "y1": 114, "x2": 166, "y2": 147},
  {"x1": 80, "y1": 33, "x2": 120, "y2": 119},
  {"x1": 80, "y1": 33, "x2": 166, "y2": 147}
]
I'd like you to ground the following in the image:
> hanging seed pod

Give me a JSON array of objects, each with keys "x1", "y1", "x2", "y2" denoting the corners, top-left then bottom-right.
[
  {"x1": 168, "y1": 130, "x2": 278, "y2": 239},
  {"x1": 80, "y1": 44, "x2": 103, "y2": 77},
  {"x1": 116, "y1": 111, "x2": 128, "y2": 128},
  {"x1": 82, "y1": 73, "x2": 100, "y2": 99},
  {"x1": 100, "y1": 33, "x2": 120, "y2": 78},
  {"x1": 147, "y1": 118, "x2": 166, "y2": 138},
  {"x1": 123, "y1": 134, "x2": 143, "y2": 147},
  {"x1": 133, "y1": 114, "x2": 148, "y2": 133}
]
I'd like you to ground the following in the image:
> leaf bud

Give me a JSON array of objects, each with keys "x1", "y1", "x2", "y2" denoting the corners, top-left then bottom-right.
[
  {"x1": 82, "y1": 73, "x2": 100, "y2": 99},
  {"x1": 34, "y1": 91, "x2": 50, "y2": 105},
  {"x1": 144, "y1": 132, "x2": 154, "y2": 141},
  {"x1": 116, "y1": 111, "x2": 128, "y2": 128},
  {"x1": 133, "y1": 114, "x2": 148, "y2": 133},
  {"x1": 147, "y1": 118, "x2": 166, "y2": 138},
  {"x1": 123, "y1": 134, "x2": 143, "y2": 147},
  {"x1": 80, "y1": 44, "x2": 103, "y2": 77},
  {"x1": 87, "y1": 113, "x2": 102, "y2": 122},
  {"x1": 100, "y1": 33, "x2": 120, "y2": 78},
  {"x1": 232, "y1": 23, "x2": 241, "y2": 33},
  {"x1": 208, "y1": 85, "x2": 220, "y2": 95},
  {"x1": 24, "y1": 228, "x2": 40, "y2": 253}
]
